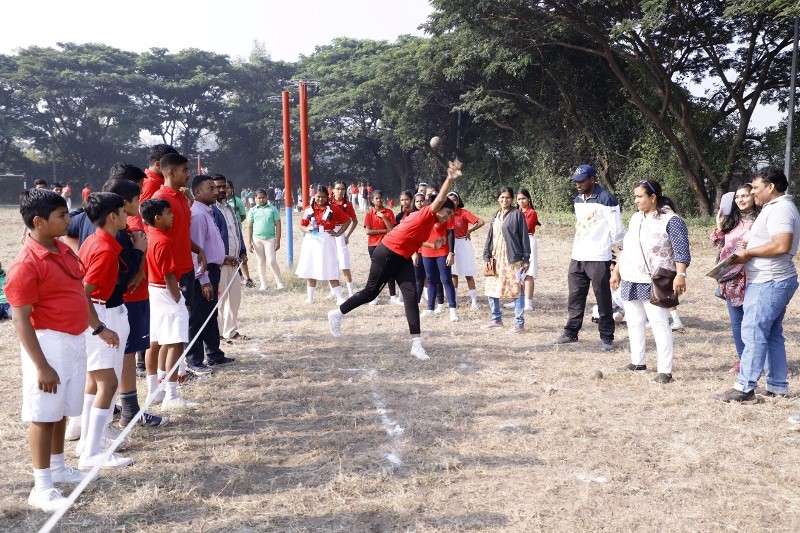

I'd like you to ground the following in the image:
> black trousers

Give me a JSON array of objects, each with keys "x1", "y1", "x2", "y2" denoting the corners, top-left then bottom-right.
[
  {"x1": 341, "y1": 243, "x2": 420, "y2": 334},
  {"x1": 368, "y1": 245, "x2": 396, "y2": 296},
  {"x1": 564, "y1": 259, "x2": 615, "y2": 341},
  {"x1": 187, "y1": 264, "x2": 224, "y2": 365}
]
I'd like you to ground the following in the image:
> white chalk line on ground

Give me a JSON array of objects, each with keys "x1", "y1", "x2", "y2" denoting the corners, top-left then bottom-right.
[
  {"x1": 365, "y1": 369, "x2": 406, "y2": 472},
  {"x1": 39, "y1": 265, "x2": 243, "y2": 533}
]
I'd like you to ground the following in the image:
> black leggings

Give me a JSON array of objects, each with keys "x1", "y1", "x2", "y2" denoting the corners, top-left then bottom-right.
[
  {"x1": 368, "y1": 245, "x2": 396, "y2": 296},
  {"x1": 341, "y1": 243, "x2": 419, "y2": 334}
]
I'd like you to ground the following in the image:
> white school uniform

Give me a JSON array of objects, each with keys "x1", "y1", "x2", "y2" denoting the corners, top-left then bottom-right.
[
  {"x1": 148, "y1": 285, "x2": 189, "y2": 344},
  {"x1": 85, "y1": 302, "x2": 129, "y2": 377},
  {"x1": 451, "y1": 237, "x2": 477, "y2": 277}
]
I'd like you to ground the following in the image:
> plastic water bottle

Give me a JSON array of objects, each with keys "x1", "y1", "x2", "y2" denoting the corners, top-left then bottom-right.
[{"x1": 309, "y1": 216, "x2": 318, "y2": 239}]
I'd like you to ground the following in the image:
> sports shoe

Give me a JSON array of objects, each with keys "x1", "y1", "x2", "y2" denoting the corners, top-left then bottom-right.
[
  {"x1": 389, "y1": 295, "x2": 403, "y2": 306},
  {"x1": 552, "y1": 333, "x2": 578, "y2": 345},
  {"x1": 276, "y1": 283, "x2": 285, "y2": 290},
  {"x1": 258, "y1": 285, "x2": 267, "y2": 292},
  {"x1": 619, "y1": 363, "x2": 647, "y2": 372},
  {"x1": 760, "y1": 390, "x2": 788, "y2": 399},
  {"x1": 713, "y1": 388, "x2": 758, "y2": 404},
  {"x1": 336, "y1": 297, "x2": 347, "y2": 305},
  {"x1": 729, "y1": 360, "x2": 740, "y2": 373},
  {"x1": 148, "y1": 388, "x2": 165, "y2": 404},
  {"x1": 503, "y1": 302, "x2": 515, "y2": 309},
  {"x1": 74, "y1": 437, "x2": 115, "y2": 458},
  {"x1": 470, "y1": 301, "x2": 479, "y2": 311},
  {"x1": 51, "y1": 465, "x2": 87, "y2": 484},
  {"x1": 788, "y1": 413, "x2": 800, "y2": 425},
  {"x1": 187, "y1": 363, "x2": 213, "y2": 375},
  {"x1": 64, "y1": 420, "x2": 81, "y2": 441},
  {"x1": 420, "y1": 310, "x2": 435, "y2": 318},
  {"x1": 135, "y1": 368, "x2": 146, "y2": 378},
  {"x1": 506, "y1": 326, "x2": 524, "y2": 334},
  {"x1": 328, "y1": 309, "x2": 343, "y2": 337},
  {"x1": 207, "y1": 356, "x2": 236, "y2": 366},
  {"x1": 410, "y1": 344, "x2": 430, "y2": 360},
  {"x1": 368, "y1": 297, "x2": 379, "y2": 306},
  {"x1": 524, "y1": 303, "x2": 533, "y2": 311},
  {"x1": 434, "y1": 303, "x2": 446, "y2": 315},
  {"x1": 324, "y1": 291, "x2": 336, "y2": 301},
  {"x1": 245, "y1": 278, "x2": 255, "y2": 288},
  {"x1": 120, "y1": 411, "x2": 169, "y2": 428},
  {"x1": 161, "y1": 396, "x2": 200, "y2": 411},
  {"x1": 28, "y1": 487, "x2": 68, "y2": 512},
  {"x1": 653, "y1": 373, "x2": 673, "y2": 384},
  {"x1": 449, "y1": 308, "x2": 459, "y2": 322},
  {"x1": 600, "y1": 339, "x2": 615, "y2": 352},
  {"x1": 671, "y1": 320, "x2": 685, "y2": 331},
  {"x1": 304, "y1": 298, "x2": 314, "y2": 305},
  {"x1": 483, "y1": 321, "x2": 504, "y2": 329},
  {"x1": 78, "y1": 451, "x2": 133, "y2": 469}
]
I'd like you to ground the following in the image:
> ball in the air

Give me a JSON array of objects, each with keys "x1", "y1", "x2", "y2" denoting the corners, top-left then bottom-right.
[
  {"x1": 591, "y1": 369, "x2": 604, "y2": 380},
  {"x1": 429, "y1": 136, "x2": 442, "y2": 149}
]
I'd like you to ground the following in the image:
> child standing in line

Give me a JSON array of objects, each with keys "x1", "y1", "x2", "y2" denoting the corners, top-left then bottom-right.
[
  {"x1": 7, "y1": 189, "x2": 94, "y2": 511},
  {"x1": 420, "y1": 194, "x2": 459, "y2": 322},
  {"x1": 447, "y1": 192, "x2": 485, "y2": 310},
  {"x1": 247, "y1": 188, "x2": 284, "y2": 291},
  {"x1": 76, "y1": 192, "x2": 133, "y2": 469},
  {"x1": 363, "y1": 189, "x2": 396, "y2": 304}
]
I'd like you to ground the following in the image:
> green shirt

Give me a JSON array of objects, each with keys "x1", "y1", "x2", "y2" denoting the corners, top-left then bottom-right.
[
  {"x1": 248, "y1": 204, "x2": 281, "y2": 239},
  {"x1": 228, "y1": 197, "x2": 246, "y2": 219},
  {"x1": 0, "y1": 269, "x2": 6, "y2": 305}
]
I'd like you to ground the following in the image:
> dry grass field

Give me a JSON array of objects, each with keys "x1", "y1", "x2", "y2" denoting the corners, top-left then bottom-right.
[{"x1": 2, "y1": 203, "x2": 800, "y2": 532}]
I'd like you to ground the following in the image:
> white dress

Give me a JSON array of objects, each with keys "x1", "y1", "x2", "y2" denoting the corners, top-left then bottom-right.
[{"x1": 295, "y1": 209, "x2": 340, "y2": 281}]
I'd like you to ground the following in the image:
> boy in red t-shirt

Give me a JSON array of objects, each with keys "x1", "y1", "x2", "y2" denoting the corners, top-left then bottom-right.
[
  {"x1": 140, "y1": 198, "x2": 198, "y2": 411},
  {"x1": 77, "y1": 192, "x2": 132, "y2": 470},
  {"x1": 6, "y1": 189, "x2": 92, "y2": 511}
]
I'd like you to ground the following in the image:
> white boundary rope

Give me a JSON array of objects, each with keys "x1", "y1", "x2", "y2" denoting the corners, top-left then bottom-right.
[{"x1": 38, "y1": 264, "x2": 243, "y2": 532}]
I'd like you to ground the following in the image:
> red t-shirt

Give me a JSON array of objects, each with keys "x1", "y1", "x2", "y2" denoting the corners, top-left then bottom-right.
[
  {"x1": 420, "y1": 217, "x2": 455, "y2": 258},
  {"x1": 79, "y1": 229, "x2": 123, "y2": 301},
  {"x1": 521, "y1": 207, "x2": 539, "y2": 235},
  {"x1": 452, "y1": 208, "x2": 480, "y2": 238},
  {"x1": 154, "y1": 185, "x2": 193, "y2": 276},
  {"x1": 363, "y1": 207, "x2": 396, "y2": 247},
  {"x1": 123, "y1": 214, "x2": 148, "y2": 303},
  {"x1": 333, "y1": 198, "x2": 357, "y2": 223},
  {"x1": 300, "y1": 203, "x2": 350, "y2": 231},
  {"x1": 81, "y1": 187, "x2": 92, "y2": 203},
  {"x1": 382, "y1": 206, "x2": 438, "y2": 258},
  {"x1": 146, "y1": 228, "x2": 178, "y2": 285},
  {"x1": 140, "y1": 168, "x2": 164, "y2": 202},
  {"x1": 5, "y1": 237, "x2": 89, "y2": 335}
]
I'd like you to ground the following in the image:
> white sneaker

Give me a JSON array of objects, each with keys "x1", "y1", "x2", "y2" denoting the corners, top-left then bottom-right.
[
  {"x1": 503, "y1": 302, "x2": 515, "y2": 309},
  {"x1": 368, "y1": 297, "x2": 379, "y2": 306},
  {"x1": 328, "y1": 309, "x2": 343, "y2": 338},
  {"x1": 148, "y1": 388, "x2": 165, "y2": 404},
  {"x1": 104, "y1": 425, "x2": 121, "y2": 440},
  {"x1": 78, "y1": 451, "x2": 133, "y2": 469},
  {"x1": 161, "y1": 396, "x2": 200, "y2": 411},
  {"x1": 336, "y1": 297, "x2": 347, "y2": 305},
  {"x1": 422, "y1": 291, "x2": 428, "y2": 302},
  {"x1": 434, "y1": 303, "x2": 446, "y2": 315},
  {"x1": 74, "y1": 437, "x2": 114, "y2": 458},
  {"x1": 671, "y1": 321, "x2": 685, "y2": 331},
  {"x1": 51, "y1": 465, "x2": 87, "y2": 484},
  {"x1": 276, "y1": 283, "x2": 285, "y2": 290},
  {"x1": 389, "y1": 295, "x2": 402, "y2": 306},
  {"x1": 524, "y1": 303, "x2": 533, "y2": 311},
  {"x1": 324, "y1": 291, "x2": 336, "y2": 301},
  {"x1": 788, "y1": 413, "x2": 800, "y2": 425},
  {"x1": 410, "y1": 344, "x2": 430, "y2": 360},
  {"x1": 304, "y1": 298, "x2": 314, "y2": 305},
  {"x1": 64, "y1": 420, "x2": 81, "y2": 441},
  {"x1": 28, "y1": 487, "x2": 68, "y2": 512},
  {"x1": 258, "y1": 285, "x2": 267, "y2": 291},
  {"x1": 470, "y1": 301, "x2": 479, "y2": 311},
  {"x1": 449, "y1": 308, "x2": 459, "y2": 322},
  {"x1": 420, "y1": 310, "x2": 435, "y2": 318}
]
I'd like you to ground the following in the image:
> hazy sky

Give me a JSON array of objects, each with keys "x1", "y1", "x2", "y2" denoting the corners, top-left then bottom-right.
[{"x1": 0, "y1": 0, "x2": 783, "y2": 130}]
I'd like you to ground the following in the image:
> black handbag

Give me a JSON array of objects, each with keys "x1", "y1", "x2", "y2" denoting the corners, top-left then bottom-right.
[{"x1": 639, "y1": 221, "x2": 679, "y2": 308}]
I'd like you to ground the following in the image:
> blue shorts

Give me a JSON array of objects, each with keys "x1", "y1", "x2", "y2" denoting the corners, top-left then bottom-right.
[{"x1": 124, "y1": 300, "x2": 150, "y2": 353}]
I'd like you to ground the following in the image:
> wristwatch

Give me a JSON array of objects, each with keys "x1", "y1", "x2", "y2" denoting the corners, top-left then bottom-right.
[
  {"x1": 676, "y1": 272, "x2": 687, "y2": 278},
  {"x1": 92, "y1": 322, "x2": 106, "y2": 335}
]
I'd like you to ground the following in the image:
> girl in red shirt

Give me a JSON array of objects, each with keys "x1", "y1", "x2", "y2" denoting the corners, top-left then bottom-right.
[
  {"x1": 517, "y1": 188, "x2": 539, "y2": 311},
  {"x1": 295, "y1": 187, "x2": 352, "y2": 304},
  {"x1": 420, "y1": 205, "x2": 459, "y2": 322},
  {"x1": 331, "y1": 181, "x2": 359, "y2": 297},
  {"x1": 447, "y1": 192, "x2": 485, "y2": 310},
  {"x1": 363, "y1": 190, "x2": 398, "y2": 304}
]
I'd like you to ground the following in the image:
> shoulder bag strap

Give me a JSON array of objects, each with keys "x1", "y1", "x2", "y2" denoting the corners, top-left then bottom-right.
[{"x1": 638, "y1": 217, "x2": 653, "y2": 278}]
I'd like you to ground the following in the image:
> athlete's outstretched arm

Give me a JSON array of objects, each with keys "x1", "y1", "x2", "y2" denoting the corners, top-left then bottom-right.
[{"x1": 430, "y1": 160, "x2": 462, "y2": 214}]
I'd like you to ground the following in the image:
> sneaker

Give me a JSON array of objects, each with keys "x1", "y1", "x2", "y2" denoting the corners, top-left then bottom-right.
[
  {"x1": 619, "y1": 363, "x2": 647, "y2": 372},
  {"x1": 51, "y1": 465, "x2": 87, "y2": 484},
  {"x1": 207, "y1": 356, "x2": 236, "y2": 366},
  {"x1": 449, "y1": 308, "x2": 459, "y2": 322},
  {"x1": 713, "y1": 388, "x2": 758, "y2": 404},
  {"x1": 148, "y1": 389, "x2": 165, "y2": 404},
  {"x1": 420, "y1": 310, "x2": 435, "y2": 318},
  {"x1": 524, "y1": 303, "x2": 533, "y2": 311},
  {"x1": 434, "y1": 303, "x2": 446, "y2": 315},
  {"x1": 258, "y1": 285, "x2": 267, "y2": 291},
  {"x1": 245, "y1": 279, "x2": 255, "y2": 288},
  {"x1": 135, "y1": 368, "x2": 146, "y2": 378},
  {"x1": 506, "y1": 326, "x2": 524, "y2": 334},
  {"x1": 389, "y1": 295, "x2": 403, "y2": 306},
  {"x1": 187, "y1": 363, "x2": 213, "y2": 375},
  {"x1": 120, "y1": 411, "x2": 169, "y2": 428},
  {"x1": 483, "y1": 321, "x2": 504, "y2": 329},
  {"x1": 653, "y1": 373, "x2": 673, "y2": 384},
  {"x1": 729, "y1": 360, "x2": 740, "y2": 373},
  {"x1": 410, "y1": 344, "x2": 430, "y2": 360},
  {"x1": 304, "y1": 298, "x2": 314, "y2": 305},
  {"x1": 336, "y1": 297, "x2": 347, "y2": 305},
  {"x1": 28, "y1": 487, "x2": 68, "y2": 512},
  {"x1": 552, "y1": 333, "x2": 578, "y2": 345},
  {"x1": 368, "y1": 297, "x2": 379, "y2": 306},
  {"x1": 328, "y1": 309, "x2": 343, "y2": 337},
  {"x1": 470, "y1": 301, "x2": 479, "y2": 311},
  {"x1": 161, "y1": 396, "x2": 200, "y2": 411},
  {"x1": 276, "y1": 283, "x2": 285, "y2": 290},
  {"x1": 64, "y1": 420, "x2": 81, "y2": 441},
  {"x1": 760, "y1": 390, "x2": 788, "y2": 399},
  {"x1": 671, "y1": 321, "x2": 685, "y2": 331},
  {"x1": 78, "y1": 451, "x2": 133, "y2": 469},
  {"x1": 324, "y1": 291, "x2": 336, "y2": 301},
  {"x1": 600, "y1": 340, "x2": 615, "y2": 352},
  {"x1": 788, "y1": 413, "x2": 800, "y2": 425}
]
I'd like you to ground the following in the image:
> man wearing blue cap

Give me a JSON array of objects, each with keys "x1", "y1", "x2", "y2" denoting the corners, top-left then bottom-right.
[{"x1": 553, "y1": 164, "x2": 625, "y2": 350}]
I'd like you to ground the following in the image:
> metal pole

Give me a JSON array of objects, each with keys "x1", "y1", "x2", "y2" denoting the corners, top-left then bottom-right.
[
  {"x1": 784, "y1": 16, "x2": 798, "y2": 182},
  {"x1": 282, "y1": 91, "x2": 294, "y2": 267},
  {"x1": 299, "y1": 82, "x2": 311, "y2": 210},
  {"x1": 197, "y1": 155, "x2": 202, "y2": 175}
]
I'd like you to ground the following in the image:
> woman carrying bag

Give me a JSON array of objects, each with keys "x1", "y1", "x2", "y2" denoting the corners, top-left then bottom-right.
[{"x1": 611, "y1": 180, "x2": 691, "y2": 384}]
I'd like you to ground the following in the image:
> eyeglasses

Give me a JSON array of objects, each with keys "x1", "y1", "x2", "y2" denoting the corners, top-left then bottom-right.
[{"x1": 638, "y1": 180, "x2": 656, "y2": 194}]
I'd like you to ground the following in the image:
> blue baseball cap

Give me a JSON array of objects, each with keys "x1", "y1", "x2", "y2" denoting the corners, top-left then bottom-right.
[{"x1": 572, "y1": 164, "x2": 596, "y2": 182}]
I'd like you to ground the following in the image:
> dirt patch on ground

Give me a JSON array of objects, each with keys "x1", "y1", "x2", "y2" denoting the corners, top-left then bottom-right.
[{"x1": 1, "y1": 206, "x2": 799, "y2": 532}]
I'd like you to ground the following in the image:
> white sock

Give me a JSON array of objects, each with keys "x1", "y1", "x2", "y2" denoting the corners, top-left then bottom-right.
[
  {"x1": 525, "y1": 298, "x2": 533, "y2": 307},
  {"x1": 157, "y1": 369, "x2": 166, "y2": 380},
  {"x1": 178, "y1": 359, "x2": 186, "y2": 375},
  {"x1": 670, "y1": 310, "x2": 682, "y2": 324},
  {"x1": 468, "y1": 289, "x2": 477, "y2": 303},
  {"x1": 347, "y1": 282, "x2": 354, "y2": 296},
  {"x1": 50, "y1": 453, "x2": 65, "y2": 474},
  {"x1": 79, "y1": 394, "x2": 95, "y2": 445},
  {"x1": 86, "y1": 406, "x2": 110, "y2": 457},
  {"x1": 147, "y1": 374, "x2": 159, "y2": 397},
  {"x1": 333, "y1": 285, "x2": 344, "y2": 300},
  {"x1": 166, "y1": 381, "x2": 178, "y2": 401},
  {"x1": 33, "y1": 468, "x2": 53, "y2": 492},
  {"x1": 411, "y1": 337, "x2": 422, "y2": 347},
  {"x1": 307, "y1": 286, "x2": 315, "y2": 301}
]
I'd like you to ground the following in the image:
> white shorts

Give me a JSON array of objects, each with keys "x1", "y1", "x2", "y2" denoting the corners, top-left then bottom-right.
[
  {"x1": 524, "y1": 234, "x2": 539, "y2": 279},
  {"x1": 85, "y1": 304, "x2": 129, "y2": 374},
  {"x1": 295, "y1": 232, "x2": 340, "y2": 281},
  {"x1": 335, "y1": 231, "x2": 351, "y2": 270},
  {"x1": 149, "y1": 286, "x2": 189, "y2": 345},
  {"x1": 451, "y1": 237, "x2": 477, "y2": 277},
  {"x1": 21, "y1": 330, "x2": 87, "y2": 422}
]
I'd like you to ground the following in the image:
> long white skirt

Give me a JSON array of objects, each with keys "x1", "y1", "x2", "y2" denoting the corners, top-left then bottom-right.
[
  {"x1": 335, "y1": 232, "x2": 351, "y2": 270},
  {"x1": 524, "y1": 234, "x2": 539, "y2": 278},
  {"x1": 451, "y1": 237, "x2": 477, "y2": 277},
  {"x1": 295, "y1": 231, "x2": 340, "y2": 281}
]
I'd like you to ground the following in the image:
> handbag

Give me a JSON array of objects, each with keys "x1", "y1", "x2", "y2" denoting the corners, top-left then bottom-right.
[
  {"x1": 484, "y1": 258, "x2": 497, "y2": 277},
  {"x1": 638, "y1": 220, "x2": 679, "y2": 308}
]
